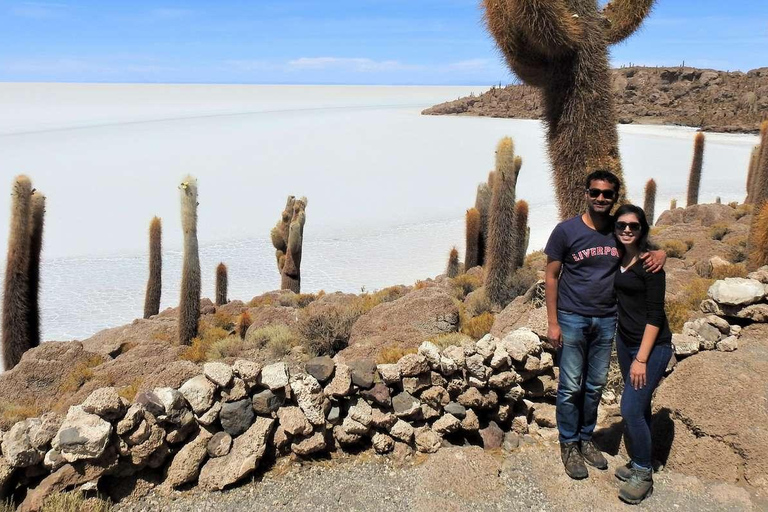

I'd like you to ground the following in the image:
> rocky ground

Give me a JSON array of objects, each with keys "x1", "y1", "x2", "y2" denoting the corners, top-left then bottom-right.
[
  {"x1": 423, "y1": 67, "x2": 768, "y2": 133},
  {"x1": 111, "y1": 445, "x2": 765, "y2": 512}
]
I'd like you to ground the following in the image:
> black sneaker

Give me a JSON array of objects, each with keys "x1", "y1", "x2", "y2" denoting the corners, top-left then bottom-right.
[
  {"x1": 618, "y1": 466, "x2": 654, "y2": 504},
  {"x1": 560, "y1": 442, "x2": 588, "y2": 479},
  {"x1": 614, "y1": 460, "x2": 633, "y2": 481},
  {"x1": 580, "y1": 439, "x2": 608, "y2": 470}
]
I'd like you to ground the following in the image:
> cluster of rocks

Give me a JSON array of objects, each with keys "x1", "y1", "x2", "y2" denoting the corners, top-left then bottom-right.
[
  {"x1": 0, "y1": 328, "x2": 562, "y2": 510},
  {"x1": 672, "y1": 272, "x2": 768, "y2": 357}
]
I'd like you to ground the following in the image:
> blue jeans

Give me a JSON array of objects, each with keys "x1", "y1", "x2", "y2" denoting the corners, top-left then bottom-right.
[
  {"x1": 556, "y1": 310, "x2": 616, "y2": 444},
  {"x1": 616, "y1": 334, "x2": 672, "y2": 469}
]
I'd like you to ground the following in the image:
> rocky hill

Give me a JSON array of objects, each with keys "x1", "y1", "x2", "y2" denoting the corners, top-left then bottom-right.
[{"x1": 423, "y1": 66, "x2": 768, "y2": 133}]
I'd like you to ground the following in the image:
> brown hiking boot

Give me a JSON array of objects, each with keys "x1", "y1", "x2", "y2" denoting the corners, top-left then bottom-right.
[
  {"x1": 560, "y1": 442, "x2": 588, "y2": 479},
  {"x1": 618, "y1": 466, "x2": 654, "y2": 504},
  {"x1": 614, "y1": 460, "x2": 633, "y2": 481},
  {"x1": 580, "y1": 439, "x2": 608, "y2": 470}
]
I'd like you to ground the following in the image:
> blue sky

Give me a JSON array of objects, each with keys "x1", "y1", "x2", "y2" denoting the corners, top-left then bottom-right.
[{"x1": 0, "y1": 0, "x2": 766, "y2": 84}]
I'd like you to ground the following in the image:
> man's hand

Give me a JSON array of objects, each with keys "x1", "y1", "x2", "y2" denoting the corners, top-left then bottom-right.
[
  {"x1": 640, "y1": 249, "x2": 666, "y2": 273},
  {"x1": 547, "y1": 323, "x2": 562, "y2": 350}
]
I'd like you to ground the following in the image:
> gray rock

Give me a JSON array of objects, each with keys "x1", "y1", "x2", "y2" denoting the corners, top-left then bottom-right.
[
  {"x1": 348, "y1": 359, "x2": 377, "y2": 389},
  {"x1": 501, "y1": 328, "x2": 541, "y2": 362},
  {"x1": 291, "y1": 432, "x2": 326, "y2": 456},
  {"x1": 327, "y1": 406, "x2": 341, "y2": 424},
  {"x1": 198, "y1": 417, "x2": 275, "y2": 491},
  {"x1": 153, "y1": 387, "x2": 188, "y2": 423},
  {"x1": 490, "y1": 345, "x2": 511, "y2": 369},
  {"x1": 43, "y1": 448, "x2": 65, "y2": 471},
  {"x1": 165, "y1": 428, "x2": 212, "y2": 488},
  {"x1": 347, "y1": 398, "x2": 373, "y2": 426},
  {"x1": 397, "y1": 353, "x2": 429, "y2": 377},
  {"x1": 197, "y1": 401, "x2": 221, "y2": 426},
  {"x1": 418, "y1": 341, "x2": 442, "y2": 369},
  {"x1": 377, "y1": 364, "x2": 401, "y2": 384},
  {"x1": 135, "y1": 391, "x2": 165, "y2": 418},
  {"x1": 203, "y1": 362, "x2": 234, "y2": 387},
  {"x1": 360, "y1": 382, "x2": 391, "y2": 407},
  {"x1": 684, "y1": 318, "x2": 722, "y2": 344},
  {"x1": 465, "y1": 354, "x2": 491, "y2": 380},
  {"x1": 305, "y1": 356, "x2": 335, "y2": 382},
  {"x1": 207, "y1": 432, "x2": 232, "y2": 458},
  {"x1": 341, "y1": 417, "x2": 369, "y2": 436},
  {"x1": 323, "y1": 363, "x2": 352, "y2": 397},
  {"x1": 3, "y1": 419, "x2": 45, "y2": 468},
  {"x1": 179, "y1": 375, "x2": 216, "y2": 415},
  {"x1": 220, "y1": 399, "x2": 255, "y2": 436},
  {"x1": 442, "y1": 345, "x2": 465, "y2": 367},
  {"x1": 392, "y1": 392, "x2": 421, "y2": 418},
  {"x1": 479, "y1": 421, "x2": 503, "y2": 449},
  {"x1": 421, "y1": 404, "x2": 440, "y2": 420},
  {"x1": 708, "y1": 278, "x2": 765, "y2": 306},
  {"x1": 505, "y1": 384, "x2": 525, "y2": 402},
  {"x1": 475, "y1": 335, "x2": 496, "y2": 360},
  {"x1": 444, "y1": 402, "x2": 466, "y2": 419},
  {"x1": 222, "y1": 377, "x2": 247, "y2": 403},
  {"x1": 503, "y1": 431, "x2": 520, "y2": 451},
  {"x1": 276, "y1": 407, "x2": 313, "y2": 436},
  {"x1": 717, "y1": 335, "x2": 739, "y2": 352},
  {"x1": 439, "y1": 355, "x2": 459, "y2": 375},
  {"x1": 252, "y1": 389, "x2": 284, "y2": 415},
  {"x1": 389, "y1": 420, "x2": 414, "y2": 443},
  {"x1": 52, "y1": 406, "x2": 112, "y2": 463},
  {"x1": 291, "y1": 373, "x2": 326, "y2": 426},
  {"x1": 706, "y1": 315, "x2": 731, "y2": 334},
  {"x1": 432, "y1": 414, "x2": 461, "y2": 435},
  {"x1": 402, "y1": 373, "x2": 431, "y2": 394},
  {"x1": 673, "y1": 333, "x2": 700, "y2": 356},
  {"x1": 259, "y1": 362, "x2": 290, "y2": 390},
  {"x1": 81, "y1": 387, "x2": 126, "y2": 420},
  {"x1": 116, "y1": 404, "x2": 145, "y2": 435},
  {"x1": 521, "y1": 372, "x2": 558, "y2": 399},
  {"x1": 232, "y1": 359, "x2": 261, "y2": 385}
]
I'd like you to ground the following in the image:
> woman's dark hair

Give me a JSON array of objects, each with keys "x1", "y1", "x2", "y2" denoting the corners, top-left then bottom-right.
[{"x1": 613, "y1": 204, "x2": 650, "y2": 253}]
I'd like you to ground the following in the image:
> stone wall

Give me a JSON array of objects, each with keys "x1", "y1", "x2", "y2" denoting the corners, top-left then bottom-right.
[{"x1": 0, "y1": 273, "x2": 758, "y2": 511}]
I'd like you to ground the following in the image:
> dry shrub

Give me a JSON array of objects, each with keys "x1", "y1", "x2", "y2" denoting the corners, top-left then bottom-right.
[
  {"x1": 524, "y1": 249, "x2": 547, "y2": 270},
  {"x1": 151, "y1": 331, "x2": 173, "y2": 342},
  {"x1": 59, "y1": 355, "x2": 105, "y2": 394},
  {"x1": 508, "y1": 266, "x2": 538, "y2": 299},
  {"x1": 206, "y1": 335, "x2": 249, "y2": 361},
  {"x1": 711, "y1": 263, "x2": 748, "y2": 280},
  {"x1": 240, "y1": 324, "x2": 298, "y2": 359},
  {"x1": 376, "y1": 346, "x2": 417, "y2": 365},
  {"x1": 461, "y1": 312, "x2": 495, "y2": 339},
  {"x1": 710, "y1": 223, "x2": 730, "y2": 241},
  {"x1": 248, "y1": 295, "x2": 276, "y2": 308},
  {"x1": 209, "y1": 311, "x2": 236, "y2": 331},
  {"x1": 450, "y1": 272, "x2": 483, "y2": 299},
  {"x1": 41, "y1": 492, "x2": 111, "y2": 512},
  {"x1": 117, "y1": 378, "x2": 143, "y2": 402},
  {"x1": 725, "y1": 236, "x2": 748, "y2": 263},
  {"x1": 734, "y1": 203, "x2": 753, "y2": 220},
  {"x1": 428, "y1": 332, "x2": 473, "y2": 350},
  {"x1": 0, "y1": 501, "x2": 14, "y2": 512},
  {"x1": 659, "y1": 239, "x2": 689, "y2": 258},
  {"x1": 295, "y1": 292, "x2": 323, "y2": 308},
  {"x1": 464, "y1": 287, "x2": 492, "y2": 317},
  {"x1": 413, "y1": 280, "x2": 430, "y2": 290},
  {"x1": 360, "y1": 286, "x2": 410, "y2": 313},
  {"x1": 666, "y1": 277, "x2": 713, "y2": 332},
  {"x1": 297, "y1": 300, "x2": 364, "y2": 356},
  {"x1": 649, "y1": 226, "x2": 667, "y2": 237},
  {"x1": 0, "y1": 401, "x2": 41, "y2": 425},
  {"x1": 749, "y1": 202, "x2": 768, "y2": 269},
  {"x1": 180, "y1": 326, "x2": 229, "y2": 363}
]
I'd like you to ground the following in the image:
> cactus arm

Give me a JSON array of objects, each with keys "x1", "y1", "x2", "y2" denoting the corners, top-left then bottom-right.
[{"x1": 600, "y1": 0, "x2": 655, "y2": 45}]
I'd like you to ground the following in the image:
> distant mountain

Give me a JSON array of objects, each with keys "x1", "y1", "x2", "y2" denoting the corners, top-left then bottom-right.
[{"x1": 423, "y1": 66, "x2": 768, "y2": 134}]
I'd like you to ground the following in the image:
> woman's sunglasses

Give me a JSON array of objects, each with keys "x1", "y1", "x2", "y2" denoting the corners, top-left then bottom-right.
[
  {"x1": 587, "y1": 188, "x2": 616, "y2": 200},
  {"x1": 615, "y1": 221, "x2": 641, "y2": 232}
]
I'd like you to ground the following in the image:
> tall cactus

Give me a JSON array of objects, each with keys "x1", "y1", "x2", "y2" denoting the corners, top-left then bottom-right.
[
  {"x1": 687, "y1": 132, "x2": 705, "y2": 207},
  {"x1": 482, "y1": 0, "x2": 654, "y2": 219},
  {"x1": 473, "y1": 173, "x2": 495, "y2": 266},
  {"x1": 143, "y1": 217, "x2": 162, "y2": 319},
  {"x1": 215, "y1": 263, "x2": 228, "y2": 306},
  {"x1": 643, "y1": 179, "x2": 657, "y2": 226},
  {"x1": 465, "y1": 207, "x2": 481, "y2": 270},
  {"x1": 748, "y1": 123, "x2": 768, "y2": 269},
  {"x1": 271, "y1": 196, "x2": 307, "y2": 293},
  {"x1": 2, "y1": 176, "x2": 33, "y2": 370},
  {"x1": 746, "y1": 145, "x2": 761, "y2": 204},
  {"x1": 178, "y1": 176, "x2": 200, "y2": 345},
  {"x1": 26, "y1": 191, "x2": 45, "y2": 349},
  {"x1": 446, "y1": 247, "x2": 460, "y2": 278},
  {"x1": 485, "y1": 138, "x2": 522, "y2": 307},
  {"x1": 513, "y1": 200, "x2": 529, "y2": 269}
]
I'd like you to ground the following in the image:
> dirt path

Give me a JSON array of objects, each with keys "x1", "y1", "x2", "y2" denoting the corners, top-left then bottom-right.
[{"x1": 112, "y1": 443, "x2": 764, "y2": 512}]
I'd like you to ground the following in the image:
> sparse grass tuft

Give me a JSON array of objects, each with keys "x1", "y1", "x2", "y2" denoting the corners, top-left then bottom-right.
[
  {"x1": 413, "y1": 280, "x2": 430, "y2": 290},
  {"x1": 711, "y1": 263, "x2": 749, "y2": 280},
  {"x1": 524, "y1": 249, "x2": 547, "y2": 270},
  {"x1": 464, "y1": 287, "x2": 492, "y2": 317},
  {"x1": 360, "y1": 286, "x2": 409, "y2": 313},
  {"x1": 59, "y1": 355, "x2": 105, "y2": 394},
  {"x1": 734, "y1": 203, "x2": 753, "y2": 220},
  {"x1": 117, "y1": 378, "x2": 143, "y2": 402},
  {"x1": 710, "y1": 223, "x2": 730, "y2": 241},
  {"x1": 507, "y1": 266, "x2": 539, "y2": 299},
  {"x1": 375, "y1": 346, "x2": 417, "y2": 365},
  {"x1": 0, "y1": 401, "x2": 41, "y2": 425},
  {"x1": 665, "y1": 277, "x2": 713, "y2": 332},
  {"x1": 428, "y1": 332, "x2": 473, "y2": 350},
  {"x1": 41, "y1": 492, "x2": 112, "y2": 512},
  {"x1": 180, "y1": 326, "x2": 229, "y2": 363},
  {"x1": 210, "y1": 311, "x2": 236, "y2": 331},
  {"x1": 450, "y1": 272, "x2": 483, "y2": 299},
  {"x1": 460, "y1": 312, "x2": 495, "y2": 340},
  {"x1": 659, "y1": 239, "x2": 689, "y2": 258}
]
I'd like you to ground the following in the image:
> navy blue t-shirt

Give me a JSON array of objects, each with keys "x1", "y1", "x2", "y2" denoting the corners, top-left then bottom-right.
[{"x1": 544, "y1": 215, "x2": 620, "y2": 317}]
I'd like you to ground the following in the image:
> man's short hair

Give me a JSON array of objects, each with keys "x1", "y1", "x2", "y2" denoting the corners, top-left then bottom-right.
[{"x1": 585, "y1": 170, "x2": 621, "y2": 194}]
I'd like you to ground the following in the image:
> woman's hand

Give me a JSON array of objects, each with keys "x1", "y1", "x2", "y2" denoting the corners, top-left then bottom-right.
[{"x1": 629, "y1": 359, "x2": 647, "y2": 390}]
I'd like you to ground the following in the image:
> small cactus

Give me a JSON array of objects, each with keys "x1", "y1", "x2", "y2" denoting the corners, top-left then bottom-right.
[
  {"x1": 2, "y1": 176, "x2": 33, "y2": 370},
  {"x1": 26, "y1": 191, "x2": 45, "y2": 349},
  {"x1": 271, "y1": 196, "x2": 307, "y2": 293},
  {"x1": 215, "y1": 263, "x2": 228, "y2": 306},
  {"x1": 446, "y1": 247, "x2": 460, "y2": 278},
  {"x1": 178, "y1": 176, "x2": 201, "y2": 346},
  {"x1": 643, "y1": 179, "x2": 657, "y2": 225},
  {"x1": 236, "y1": 311, "x2": 252, "y2": 340},
  {"x1": 465, "y1": 208, "x2": 481, "y2": 270},
  {"x1": 513, "y1": 200, "x2": 529, "y2": 269},
  {"x1": 485, "y1": 139, "x2": 522, "y2": 307},
  {"x1": 143, "y1": 217, "x2": 162, "y2": 319},
  {"x1": 670, "y1": 198, "x2": 677, "y2": 210},
  {"x1": 715, "y1": 196, "x2": 721, "y2": 205},
  {"x1": 687, "y1": 132, "x2": 705, "y2": 206}
]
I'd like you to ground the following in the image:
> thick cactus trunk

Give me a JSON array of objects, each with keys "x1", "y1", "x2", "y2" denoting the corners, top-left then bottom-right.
[
  {"x1": 143, "y1": 217, "x2": 162, "y2": 319},
  {"x1": 644, "y1": 179, "x2": 657, "y2": 226},
  {"x1": 178, "y1": 176, "x2": 200, "y2": 345},
  {"x1": 465, "y1": 208, "x2": 481, "y2": 270},
  {"x1": 513, "y1": 200, "x2": 529, "y2": 269},
  {"x1": 2, "y1": 176, "x2": 33, "y2": 370},
  {"x1": 215, "y1": 263, "x2": 228, "y2": 306},
  {"x1": 26, "y1": 191, "x2": 45, "y2": 349},
  {"x1": 687, "y1": 132, "x2": 705, "y2": 207},
  {"x1": 272, "y1": 196, "x2": 307, "y2": 293},
  {"x1": 446, "y1": 247, "x2": 460, "y2": 278}
]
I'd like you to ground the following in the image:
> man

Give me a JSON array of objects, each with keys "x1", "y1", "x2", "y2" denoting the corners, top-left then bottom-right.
[{"x1": 544, "y1": 170, "x2": 665, "y2": 479}]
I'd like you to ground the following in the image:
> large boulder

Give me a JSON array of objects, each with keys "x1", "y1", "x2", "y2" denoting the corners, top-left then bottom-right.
[
  {"x1": 654, "y1": 323, "x2": 768, "y2": 491},
  {"x1": 339, "y1": 287, "x2": 460, "y2": 361},
  {"x1": 708, "y1": 278, "x2": 766, "y2": 306},
  {"x1": 52, "y1": 406, "x2": 112, "y2": 463},
  {"x1": 490, "y1": 296, "x2": 547, "y2": 341},
  {"x1": 197, "y1": 417, "x2": 274, "y2": 491}
]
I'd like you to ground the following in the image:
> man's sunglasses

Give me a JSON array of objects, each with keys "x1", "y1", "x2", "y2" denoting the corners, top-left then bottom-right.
[
  {"x1": 587, "y1": 188, "x2": 616, "y2": 200},
  {"x1": 615, "y1": 221, "x2": 641, "y2": 232}
]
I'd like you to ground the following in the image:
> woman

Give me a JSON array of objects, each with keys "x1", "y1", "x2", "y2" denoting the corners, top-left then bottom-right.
[{"x1": 612, "y1": 204, "x2": 673, "y2": 504}]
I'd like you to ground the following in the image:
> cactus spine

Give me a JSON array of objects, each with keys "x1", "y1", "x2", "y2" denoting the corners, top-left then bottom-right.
[
  {"x1": 178, "y1": 176, "x2": 200, "y2": 345},
  {"x1": 2, "y1": 176, "x2": 33, "y2": 370},
  {"x1": 26, "y1": 191, "x2": 45, "y2": 349},
  {"x1": 271, "y1": 196, "x2": 307, "y2": 293},
  {"x1": 485, "y1": 138, "x2": 522, "y2": 307},
  {"x1": 143, "y1": 217, "x2": 162, "y2": 319},
  {"x1": 482, "y1": 0, "x2": 654, "y2": 219},
  {"x1": 215, "y1": 263, "x2": 228, "y2": 306},
  {"x1": 643, "y1": 179, "x2": 657, "y2": 226},
  {"x1": 687, "y1": 132, "x2": 705, "y2": 206},
  {"x1": 465, "y1": 208, "x2": 481, "y2": 270},
  {"x1": 513, "y1": 200, "x2": 529, "y2": 269},
  {"x1": 446, "y1": 247, "x2": 460, "y2": 278}
]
